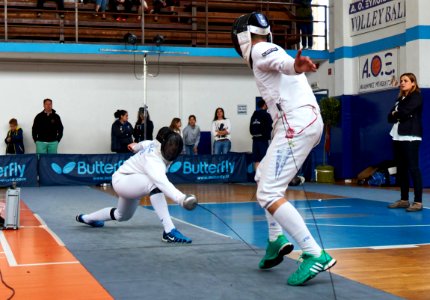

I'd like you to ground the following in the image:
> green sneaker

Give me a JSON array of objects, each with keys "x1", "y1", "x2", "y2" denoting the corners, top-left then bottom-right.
[
  {"x1": 259, "y1": 234, "x2": 294, "y2": 269},
  {"x1": 287, "y1": 250, "x2": 336, "y2": 286}
]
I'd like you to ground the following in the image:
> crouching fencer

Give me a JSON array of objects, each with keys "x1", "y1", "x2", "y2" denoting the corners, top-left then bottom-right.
[
  {"x1": 76, "y1": 127, "x2": 198, "y2": 243},
  {"x1": 232, "y1": 12, "x2": 336, "y2": 285}
]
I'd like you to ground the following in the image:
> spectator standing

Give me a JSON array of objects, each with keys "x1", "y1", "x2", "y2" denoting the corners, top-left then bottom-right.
[
  {"x1": 111, "y1": 109, "x2": 133, "y2": 153},
  {"x1": 133, "y1": 107, "x2": 154, "y2": 142},
  {"x1": 169, "y1": 117, "x2": 182, "y2": 136},
  {"x1": 183, "y1": 115, "x2": 200, "y2": 155},
  {"x1": 250, "y1": 99, "x2": 273, "y2": 170},
  {"x1": 387, "y1": 73, "x2": 423, "y2": 212},
  {"x1": 5, "y1": 118, "x2": 25, "y2": 154},
  {"x1": 294, "y1": 0, "x2": 313, "y2": 49},
  {"x1": 36, "y1": 0, "x2": 65, "y2": 18},
  {"x1": 211, "y1": 107, "x2": 231, "y2": 154},
  {"x1": 32, "y1": 98, "x2": 63, "y2": 154}
]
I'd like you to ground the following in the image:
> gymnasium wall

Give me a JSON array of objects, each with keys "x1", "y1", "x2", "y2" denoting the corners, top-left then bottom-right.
[
  {"x1": 0, "y1": 60, "x2": 261, "y2": 154},
  {"x1": 330, "y1": 88, "x2": 430, "y2": 187}
]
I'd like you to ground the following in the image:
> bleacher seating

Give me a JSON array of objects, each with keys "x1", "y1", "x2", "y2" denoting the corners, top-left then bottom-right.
[{"x1": 0, "y1": 0, "x2": 308, "y2": 48}]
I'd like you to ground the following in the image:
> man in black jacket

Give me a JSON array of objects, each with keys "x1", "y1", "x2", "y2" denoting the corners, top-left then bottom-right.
[
  {"x1": 32, "y1": 98, "x2": 64, "y2": 154},
  {"x1": 250, "y1": 99, "x2": 273, "y2": 171}
]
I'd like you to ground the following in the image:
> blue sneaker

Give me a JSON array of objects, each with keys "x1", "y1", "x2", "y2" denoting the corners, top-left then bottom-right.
[
  {"x1": 76, "y1": 214, "x2": 105, "y2": 228},
  {"x1": 162, "y1": 228, "x2": 192, "y2": 243}
]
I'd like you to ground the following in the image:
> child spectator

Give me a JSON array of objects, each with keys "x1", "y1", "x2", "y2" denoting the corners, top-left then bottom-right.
[{"x1": 5, "y1": 118, "x2": 25, "y2": 154}]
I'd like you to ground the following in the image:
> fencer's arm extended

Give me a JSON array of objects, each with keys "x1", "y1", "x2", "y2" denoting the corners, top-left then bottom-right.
[
  {"x1": 128, "y1": 141, "x2": 148, "y2": 153},
  {"x1": 253, "y1": 45, "x2": 316, "y2": 75},
  {"x1": 293, "y1": 49, "x2": 317, "y2": 73},
  {"x1": 144, "y1": 157, "x2": 186, "y2": 204}
]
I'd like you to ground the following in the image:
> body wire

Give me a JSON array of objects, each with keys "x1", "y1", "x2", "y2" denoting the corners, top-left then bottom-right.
[{"x1": 278, "y1": 103, "x2": 337, "y2": 299}]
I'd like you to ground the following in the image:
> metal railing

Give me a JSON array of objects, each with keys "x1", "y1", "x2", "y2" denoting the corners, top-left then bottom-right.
[{"x1": 0, "y1": 0, "x2": 327, "y2": 50}]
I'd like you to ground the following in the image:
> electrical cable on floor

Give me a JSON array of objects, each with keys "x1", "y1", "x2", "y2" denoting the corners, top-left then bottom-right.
[
  {"x1": 0, "y1": 267, "x2": 15, "y2": 299},
  {"x1": 196, "y1": 204, "x2": 258, "y2": 254}
]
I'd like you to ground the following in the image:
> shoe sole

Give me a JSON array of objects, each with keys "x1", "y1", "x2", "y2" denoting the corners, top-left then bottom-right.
[
  {"x1": 288, "y1": 258, "x2": 337, "y2": 286},
  {"x1": 76, "y1": 214, "x2": 104, "y2": 228},
  {"x1": 161, "y1": 238, "x2": 192, "y2": 244},
  {"x1": 259, "y1": 242, "x2": 294, "y2": 269}
]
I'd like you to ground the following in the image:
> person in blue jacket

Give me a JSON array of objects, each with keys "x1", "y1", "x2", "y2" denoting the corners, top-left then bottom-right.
[{"x1": 5, "y1": 118, "x2": 25, "y2": 154}]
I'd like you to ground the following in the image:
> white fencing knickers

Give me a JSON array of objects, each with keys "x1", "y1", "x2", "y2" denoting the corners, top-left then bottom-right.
[
  {"x1": 110, "y1": 172, "x2": 158, "y2": 220},
  {"x1": 255, "y1": 105, "x2": 323, "y2": 209}
]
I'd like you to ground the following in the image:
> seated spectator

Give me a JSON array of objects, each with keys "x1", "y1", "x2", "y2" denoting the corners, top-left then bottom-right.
[
  {"x1": 109, "y1": 0, "x2": 142, "y2": 21},
  {"x1": 36, "y1": 0, "x2": 65, "y2": 18},
  {"x1": 151, "y1": 0, "x2": 180, "y2": 21},
  {"x1": 4, "y1": 118, "x2": 25, "y2": 155},
  {"x1": 94, "y1": 0, "x2": 108, "y2": 19},
  {"x1": 138, "y1": 1, "x2": 149, "y2": 20},
  {"x1": 211, "y1": 107, "x2": 231, "y2": 155},
  {"x1": 111, "y1": 109, "x2": 133, "y2": 153},
  {"x1": 183, "y1": 115, "x2": 200, "y2": 155},
  {"x1": 133, "y1": 107, "x2": 154, "y2": 142}
]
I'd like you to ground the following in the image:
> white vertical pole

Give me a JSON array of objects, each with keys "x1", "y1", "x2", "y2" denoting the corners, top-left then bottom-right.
[{"x1": 143, "y1": 54, "x2": 148, "y2": 140}]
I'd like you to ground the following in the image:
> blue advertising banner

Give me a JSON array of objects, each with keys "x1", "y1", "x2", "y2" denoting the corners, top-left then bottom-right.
[
  {"x1": 0, "y1": 154, "x2": 38, "y2": 187},
  {"x1": 38, "y1": 153, "x2": 132, "y2": 186},
  {"x1": 167, "y1": 153, "x2": 248, "y2": 184}
]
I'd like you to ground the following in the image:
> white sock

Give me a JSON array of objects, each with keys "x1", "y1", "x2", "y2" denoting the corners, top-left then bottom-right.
[
  {"x1": 150, "y1": 193, "x2": 175, "y2": 233},
  {"x1": 272, "y1": 201, "x2": 321, "y2": 256},
  {"x1": 84, "y1": 207, "x2": 113, "y2": 222},
  {"x1": 265, "y1": 210, "x2": 283, "y2": 241}
]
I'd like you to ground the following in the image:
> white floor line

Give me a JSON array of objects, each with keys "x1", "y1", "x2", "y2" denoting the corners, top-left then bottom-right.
[
  {"x1": 312, "y1": 242, "x2": 430, "y2": 251},
  {"x1": 0, "y1": 231, "x2": 17, "y2": 267},
  {"x1": 16, "y1": 261, "x2": 79, "y2": 267},
  {"x1": 370, "y1": 245, "x2": 418, "y2": 250},
  {"x1": 172, "y1": 217, "x2": 233, "y2": 239},
  {"x1": 305, "y1": 223, "x2": 430, "y2": 228},
  {"x1": 34, "y1": 213, "x2": 66, "y2": 246}
]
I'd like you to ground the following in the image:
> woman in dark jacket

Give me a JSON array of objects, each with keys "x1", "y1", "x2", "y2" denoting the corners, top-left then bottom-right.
[
  {"x1": 111, "y1": 110, "x2": 133, "y2": 153},
  {"x1": 387, "y1": 73, "x2": 423, "y2": 212},
  {"x1": 5, "y1": 118, "x2": 25, "y2": 154},
  {"x1": 133, "y1": 107, "x2": 154, "y2": 142}
]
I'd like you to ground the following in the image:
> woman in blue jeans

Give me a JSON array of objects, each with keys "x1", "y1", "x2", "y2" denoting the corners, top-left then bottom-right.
[{"x1": 211, "y1": 107, "x2": 231, "y2": 154}]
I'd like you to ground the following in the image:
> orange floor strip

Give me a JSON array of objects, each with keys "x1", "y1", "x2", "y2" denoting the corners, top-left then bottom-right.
[{"x1": 0, "y1": 202, "x2": 112, "y2": 300}]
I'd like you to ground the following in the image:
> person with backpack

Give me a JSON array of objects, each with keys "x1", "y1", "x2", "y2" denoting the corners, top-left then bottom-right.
[{"x1": 250, "y1": 99, "x2": 272, "y2": 170}]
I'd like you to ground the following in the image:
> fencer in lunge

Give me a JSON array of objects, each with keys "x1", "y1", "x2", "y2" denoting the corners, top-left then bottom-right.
[
  {"x1": 76, "y1": 127, "x2": 198, "y2": 243},
  {"x1": 232, "y1": 12, "x2": 336, "y2": 285}
]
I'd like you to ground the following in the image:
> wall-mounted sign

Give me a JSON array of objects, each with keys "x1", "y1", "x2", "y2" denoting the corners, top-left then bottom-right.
[
  {"x1": 359, "y1": 48, "x2": 398, "y2": 93},
  {"x1": 349, "y1": 0, "x2": 406, "y2": 36},
  {"x1": 237, "y1": 104, "x2": 247, "y2": 115}
]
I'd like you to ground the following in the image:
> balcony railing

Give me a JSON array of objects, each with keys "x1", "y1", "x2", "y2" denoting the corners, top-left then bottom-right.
[{"x1": 0, "y1": 0, "x2": 327, "y2": 50}]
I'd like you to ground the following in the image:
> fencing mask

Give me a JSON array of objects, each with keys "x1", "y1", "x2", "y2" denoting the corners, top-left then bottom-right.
[
  {"x1": 231, "y1": 12, "x2": 272, "y2": 68},
  {"x1": 156, "y1": 127, "x2": 183, "y2": 161}
]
